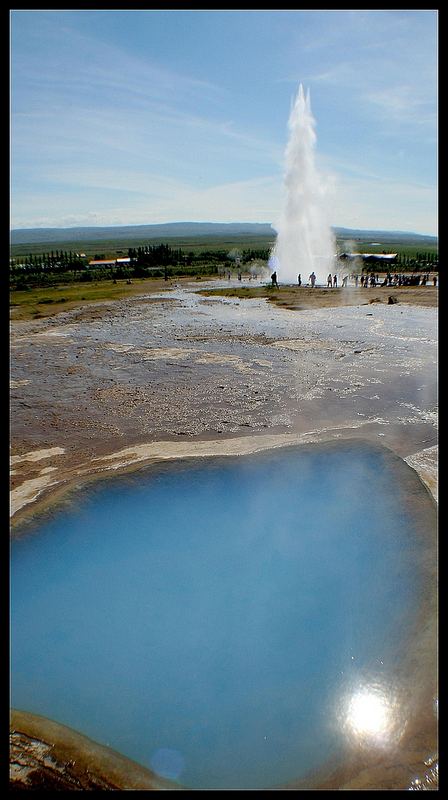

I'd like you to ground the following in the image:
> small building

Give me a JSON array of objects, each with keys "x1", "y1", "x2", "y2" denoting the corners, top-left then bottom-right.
[
  {"x1": 88, "y1": 258, "x2": 131, "y2": 268},
  {"x1": 338, "y1": 253, "x2": 397, "y2": 263},
  {"x1": 362, "y1": 253, "x2": 397, "y2": 265}
]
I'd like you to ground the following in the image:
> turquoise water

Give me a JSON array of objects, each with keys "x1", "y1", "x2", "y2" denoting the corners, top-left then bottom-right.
[{"x1": 10, "y1": 443, "x2": 434, "y2": 789}]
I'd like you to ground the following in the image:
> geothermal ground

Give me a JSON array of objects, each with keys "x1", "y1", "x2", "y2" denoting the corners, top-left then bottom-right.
[
  {"x1": 10, "y1": 277, "x2": 438, "y2": 790},
  {"x1": 10, "y1": 278, "x2": 438, "y2": 521}
]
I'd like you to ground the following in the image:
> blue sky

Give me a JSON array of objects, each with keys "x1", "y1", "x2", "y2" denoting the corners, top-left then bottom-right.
[{"x1": 10, "y1": 9, "x2": 438, "y2": 235}]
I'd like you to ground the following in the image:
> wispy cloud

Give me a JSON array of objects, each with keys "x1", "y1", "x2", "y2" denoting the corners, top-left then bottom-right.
[
  {"x1": 11, "y1": 174, "x2": 282, "y2": 229},
  {"x1": 329, "y1": 171, "x2": 438, "y2": 235},
  {"x1": 10, "y1": 10, "x2": 437, "y2": 234},
  {"x1": 12, "y1": 13, "x2": 283, "y2": 193},
  {"x1": 364, "y1": 85, "x2": 437, "y2": 129},
  {"x1": 13, "y1": 14, "x2": 224, "y2": 108}
]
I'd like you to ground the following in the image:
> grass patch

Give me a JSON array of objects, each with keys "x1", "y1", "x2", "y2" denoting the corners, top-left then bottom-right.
[
  {"x1": 199, "y1": 285, "x2": 272, "y2": 299},
  {"x1": 198, "y1": 284, "x2": 317, "y2": 309},
  {"x1": 198, "y1": 283, "x2": 438, "y2": 310},
  {"x1": 9, "y1": 276, "x2": 212, "y2": 321},
  {"x1": 10, "y1": 276, "x2": 437, "y2": 321}
]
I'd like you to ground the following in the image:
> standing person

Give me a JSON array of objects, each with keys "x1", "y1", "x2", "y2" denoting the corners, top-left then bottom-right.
[
  {"x1": 297, "y1": 273, "x2": 302, "y2": 286},
  {"x1": 309, "y1": 271, "x2": 316, "y2": 288},
  {"x1": 333, "y1": 274, "x2": 337, "y2": 288},
  {"x1": 271, "y1": 270, "x2": 279, "y2": 288},
  {"x1": 355, "y1": 274, "x2": 359, "y2": 288},
  {"x1": 342, "y1": 275, "x2": 348, "y2": 287},
  {"x1": 327, "y1": 273, "x2": 332, "y2": 288}
]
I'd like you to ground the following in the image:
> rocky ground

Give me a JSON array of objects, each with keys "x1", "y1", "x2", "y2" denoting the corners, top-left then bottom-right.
[
  {"x1": 10, "y1": 280, "x2": 438, "y2": 523},
  {"x1": 9, "y1": 710, "x2": 179, "y2": 791}
]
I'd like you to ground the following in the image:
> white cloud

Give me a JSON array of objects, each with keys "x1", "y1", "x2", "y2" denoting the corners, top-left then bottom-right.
[
  {"x1": 11, "y1": 174, "x2": 283, "y2": 230},
  {"x1": 363, "y1": 85, "x2": 436, "y2": 131},
  {"x1": 328, "y1": 172, "x2": 437, "y2": 235},
  {"x1": 10, "y1": 10, "x2": 437, "y2": 236}
]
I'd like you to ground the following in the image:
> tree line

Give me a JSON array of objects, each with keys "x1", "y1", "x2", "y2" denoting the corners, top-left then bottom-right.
[
  {"x1": 395, "y1": 251, "x2": 438, "y2": 268},
  {"x1": 10, "y1": 242, "x2": 272, "y2": 288},
  {"x1": 11, "y1": 249, "x2": 86, "y2": 272},
  {"x1": 9, "y1": 241, "x2": 437, "y2": 290},
  {"x1": 127, "y1": 243, "x2": 271, "y2": 267}
]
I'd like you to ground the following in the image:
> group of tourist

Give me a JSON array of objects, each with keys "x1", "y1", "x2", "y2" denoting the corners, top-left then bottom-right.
[
  {"x1": 357, "y1": 272, "x2": 437, "y2": 287},
  {"x1": 325, "y1": 273, "x2": 348, "y2": 288},
  {"x1": 271, "y1": 270, "x2": 438, "y2": 289}
]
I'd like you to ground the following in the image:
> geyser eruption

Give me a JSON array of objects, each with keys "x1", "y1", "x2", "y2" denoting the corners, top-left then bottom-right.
[{"x1": 272, "y1": 83, "x2": 335, "y2": 285}]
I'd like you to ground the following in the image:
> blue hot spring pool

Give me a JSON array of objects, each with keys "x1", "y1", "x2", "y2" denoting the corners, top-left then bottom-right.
[{"x1": 10, "y1": 441, "x2": 436, "y2": 789}]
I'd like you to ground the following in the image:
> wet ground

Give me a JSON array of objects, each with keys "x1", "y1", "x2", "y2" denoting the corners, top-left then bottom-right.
[
  {"x1": 10, "y1": 279, "x2": 438, "y2": 790},
  {"x1": 10, "y1": 709, "x2": 178, "y2": 791},
  {"x1": 10, "y1": 279, "x2": 438, "y2": 520}
]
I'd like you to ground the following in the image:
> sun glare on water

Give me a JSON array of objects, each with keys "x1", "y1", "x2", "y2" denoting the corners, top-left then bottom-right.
[{"x1": 343, "y1": 683, "x2": 405, "y2": 748}]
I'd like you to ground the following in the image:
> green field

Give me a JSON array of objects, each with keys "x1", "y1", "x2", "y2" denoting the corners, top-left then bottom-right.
[
  {"x1": 10, "y1": 234, "x2": 276, "y2": 260},
  {"x1": 9, "y1": 276, "x2": 192, "y2": 321},
  {"x1": 10, "y1": 229, "x2": 438, "y2": 316},
  {"x1": 10, "y1": 232, "x2": 438, "y2": 262}
]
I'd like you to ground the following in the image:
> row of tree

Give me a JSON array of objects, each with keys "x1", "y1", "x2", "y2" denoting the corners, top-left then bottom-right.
[
  {"x1": 414, "y1": 252, "x2": 439, "y2": 263},
  {"x1": 395, "y1": 252, "x2": 438, "y2": 267},
  {"x1": 128, "y1": 243, "x2": 186, "y2": 267},
  {"x1": 127, "y1": 244, "x2": 271, "y2": 267},
  {"x1": 10, "y1": 241, "x2": 437, "y2": 290},
  {"x1": 11, "y1": 250, "x2": 86, "y2": 272}
]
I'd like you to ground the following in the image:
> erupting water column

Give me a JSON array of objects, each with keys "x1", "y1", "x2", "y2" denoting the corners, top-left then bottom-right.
[{"x1": 271, "y1": 84, "x2": 335, "y2": 286}]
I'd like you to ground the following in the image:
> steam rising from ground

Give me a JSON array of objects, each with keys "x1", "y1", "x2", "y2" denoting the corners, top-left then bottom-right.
[{"x1": 272, "y1": 84, "x2": 335, "y2": 286}]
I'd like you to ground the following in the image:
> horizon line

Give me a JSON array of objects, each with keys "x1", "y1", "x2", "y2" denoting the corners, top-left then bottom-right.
[{"x1": 10, "y1": 221, "x2": 438, "y2": 238}]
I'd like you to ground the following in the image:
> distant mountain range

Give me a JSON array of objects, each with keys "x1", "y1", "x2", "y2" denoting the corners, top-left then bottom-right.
[{"x1": 10, "y1": 221, "x2": 437, "y2": 246}]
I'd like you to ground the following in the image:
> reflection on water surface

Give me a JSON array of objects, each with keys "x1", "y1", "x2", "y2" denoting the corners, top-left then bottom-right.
[{"x1": 10, "y1": 441, "x2": 437, "y2": 789}]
